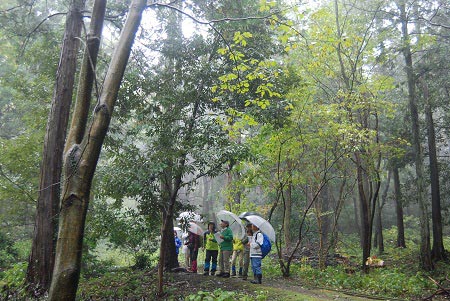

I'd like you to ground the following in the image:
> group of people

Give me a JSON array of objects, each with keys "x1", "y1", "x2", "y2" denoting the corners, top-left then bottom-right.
[{"x1": 174, "y1": 219, "x2": 264, "y2": 284}]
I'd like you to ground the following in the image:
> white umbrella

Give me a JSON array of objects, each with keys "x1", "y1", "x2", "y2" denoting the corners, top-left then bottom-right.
[
  {"x1": 216, "y1": 210, "x2": 245, "y2": 239},
  {"x1": 173, "y1": 226, "x2": 182, "y2": 238},
  {"x1": 188, "y1": 221, "x2": 204, "y2": 236},
  {"x1": 238, "y1": 211, "x2": 262, "y2": 219},
  {"x1": 177, "y1": 211, "x2": 203, "y2": 222},
  {"x1": 245, "y1": 215, "x2": 276, "y2": 242}
]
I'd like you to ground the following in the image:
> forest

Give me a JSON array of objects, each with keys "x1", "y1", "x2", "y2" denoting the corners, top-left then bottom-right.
[{"x1": 0, "y1": 0, "x2": 449, "y2": 300}]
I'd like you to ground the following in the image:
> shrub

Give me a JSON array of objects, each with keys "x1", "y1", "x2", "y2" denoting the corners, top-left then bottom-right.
[
  {"x1": 0, "y1": 231, "x2": 19, "y2": 268},
  {"x1": 0, "y1": 262, "x2": 28, "y2": 300}
]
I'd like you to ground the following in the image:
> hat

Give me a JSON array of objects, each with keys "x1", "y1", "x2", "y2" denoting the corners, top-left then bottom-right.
[{"x1": 221, "y1": 219, "x2": 230, "y2": 226}]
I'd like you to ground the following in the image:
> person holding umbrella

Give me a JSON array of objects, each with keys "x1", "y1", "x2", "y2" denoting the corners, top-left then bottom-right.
[
  {"x1": 185, "y1": 229, "x2": 201, "y2": 273},
  {"x1": 249, "y1": 223, "x2": 264, "y2": 284},
  {"x1": 203, "y1": 221, "x2": 219, "y2": 276},
  {"x1": 216, "y1": 219, "x2": 233, "y2": 278}
]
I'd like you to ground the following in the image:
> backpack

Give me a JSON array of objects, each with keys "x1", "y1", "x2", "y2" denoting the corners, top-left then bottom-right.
[{"x1": 257, "y1": 232, "x2": 271, "y2": 258}]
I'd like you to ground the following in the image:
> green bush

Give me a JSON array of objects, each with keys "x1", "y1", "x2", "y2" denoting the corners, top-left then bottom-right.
[
  {"x1": 133, "y1": 252, "x2": 152, "y2": 270},
  {"x1": 0, "y1": 231, "x2": 19, "y2": 268},
  {"x1": 0, "y1": 262, "x2": 28, "y2": 300}
]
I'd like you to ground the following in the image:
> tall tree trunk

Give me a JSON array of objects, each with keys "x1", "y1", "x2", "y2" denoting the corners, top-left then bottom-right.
[
  {"x1": 352, "y1": 196, "x2": 361, "y2": 245},
  {"x1": 392, "y1": 166, "x2": 406, "y2": 248},
  {"x1": 283, "y1": 176, "x2": 292, "y2": 251},
  {"x1": 422, "y1": 79, "x2": 446, "y2": 261},
  {"x1": 317, "y1": 184, "x2": 331, "y2": 270},
  {"x1": 159, "y1": 190, "x2": 179, "y2": 292},
  {"x1": 373, "y1": 198, "x2": 384, "y2": 253},
  {"x1": 398, "y1": 1, "x2": 433, "y2": 271},
  {"x1": 374, "y1": 171, "x2": 389, "y2": 253},
  {"x1": 202, "y1": 177, "x2": 211, "y2": 220},
  {"x1": 356, "y1": 154, "x2": 371, "y2": 273},
  {"x1": 48, "y1": 1, "x2": 146, "y2": 299},
  {"x1": 27, "y1": 0, "x2": 85, "y2": 295}
]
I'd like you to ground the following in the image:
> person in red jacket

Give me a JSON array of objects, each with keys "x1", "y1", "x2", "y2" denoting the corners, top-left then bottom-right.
[{"x1": 185, "y1": 230, "x2": 201, "y2": 273}]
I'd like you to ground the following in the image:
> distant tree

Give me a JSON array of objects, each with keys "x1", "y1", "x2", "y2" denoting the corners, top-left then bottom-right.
[
  {"x1": 396, "y1": 0, "x2": 433, "y2": 271},
  {"x1": 392, "y1": 166, "x2": 406, "y2": 248}
]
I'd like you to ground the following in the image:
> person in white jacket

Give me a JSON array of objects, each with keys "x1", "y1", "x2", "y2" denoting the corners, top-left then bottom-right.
[{"x1": 249, "y1": 224, "x2": 264, "y2": 284}]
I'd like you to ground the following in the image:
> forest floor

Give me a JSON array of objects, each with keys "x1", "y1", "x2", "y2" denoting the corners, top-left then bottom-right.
[{"x1": 160, "y1": 270, "x2": 397, "y2": 301}]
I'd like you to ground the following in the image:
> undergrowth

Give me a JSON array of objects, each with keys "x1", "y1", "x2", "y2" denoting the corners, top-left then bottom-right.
[
  {"x1": 186, "y1": 289, "x2": 268, "y2": 301},
  {"x1": 1, "y1": 225, "x2": 449, "y2": 300}
]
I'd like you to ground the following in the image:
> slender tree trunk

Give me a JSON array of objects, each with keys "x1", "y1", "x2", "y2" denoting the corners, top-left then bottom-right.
[
  {"x1": 202, "y1": 177, "x2": 211, "y2": 220},
  {"x1": 374, "y1": 171, "x2": 389, "y2": 253},
  {"x1": 373, "y1": 198, "x2": 384, "y2": 253},
  {"x1": 356, "y1": 154, "x2": 371, "y2": 273},
  {"x1": 317, "y1": 184, "x2": 331, "y2": 270},
  {"x1": 27, "y1": 0, "x2": 85, "y2": 295},
  {"x1": 328, "y1": 178, "x2": 347, "y2": 255},
  {"x1": 392, "y1": 166, "x2": 406, "y2": 248},
  {"x1": 398, "y1": 1, "x2": 433, "y2": 271},
  {"x1": 283, "y1": 177, "x2": 292, "y2": 251},
  {"x1": 352, "y1": 196, "x2": 361, "y2": 245},
  {"x1": 48, "y1": 1, "x2": 146, "y2": 299},
  {"x1": 422, "y1": 79, "x2": 446, "y2": 261}
]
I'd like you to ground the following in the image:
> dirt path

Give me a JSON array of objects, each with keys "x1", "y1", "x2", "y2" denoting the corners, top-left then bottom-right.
[{"x1": 165, "y1": 271, "x2": 388, "y2": 301}]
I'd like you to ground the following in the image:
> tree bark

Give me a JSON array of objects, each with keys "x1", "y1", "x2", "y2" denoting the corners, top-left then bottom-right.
[
  {"x1": 374, "y1": 171, "x2": 389, "y2": 253},
  {"x1": 202, "y1": 177, "x2": 211, "y2": 220},
  {"x1": 27, "y1": 0, "x2": 85, "y2": 295},
  {"x1": 398, "y1": 1, "x2": 433, "y2": 271},
  {"x1": 283, "y1": 175, "x2": 292, "y2": 251},
  {"x1": 355, "y1": 154, "x2": 371, "y2": 273},
  {"x1": 48, "y1": 1, "x2": 146, "y2": 300},
  {"x1": 392, "y1": 166, "x2": 406, "y2": 248},
  {"x1": 317, "y1": 184, "x2": 331, "y2": 270},
  {"x1": 422, "y1": 79, "x2": 446, "y2": 261},
  {"x1": 352, "y1": 196, "x2": 361, "y2": 244}
]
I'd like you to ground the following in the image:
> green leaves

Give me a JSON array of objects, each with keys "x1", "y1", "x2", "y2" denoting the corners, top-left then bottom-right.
[{"x1": 213, "y1": 31, "x2": 284, "y2": 129}]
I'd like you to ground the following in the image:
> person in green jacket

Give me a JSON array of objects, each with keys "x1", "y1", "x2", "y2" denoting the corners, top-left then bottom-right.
[
  {"x1": 203, "y1": 221, "x2": 219, "y2": 276},
  {"x1": 216, "y1": 219, "x2": 233, "y2": 278}
]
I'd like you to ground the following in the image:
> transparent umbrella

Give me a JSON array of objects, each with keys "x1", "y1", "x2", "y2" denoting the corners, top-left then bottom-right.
[
  {"x1": 216, "y1": 210, "x2": 245, "y2": 239},
  {"x1": 245, "y1": 215, "x2": 276, "y2": 242},
  {"x1": 238, "y1": 211, "x2": 262, "y2": 219},
  {"x1": 187, "y1": 222, "x2": 204, "y2": 236}
]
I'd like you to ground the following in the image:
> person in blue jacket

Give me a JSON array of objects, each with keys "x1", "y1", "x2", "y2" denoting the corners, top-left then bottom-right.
[{"x1": 174, "y1": 230, "x2": 182, "y2": 255}]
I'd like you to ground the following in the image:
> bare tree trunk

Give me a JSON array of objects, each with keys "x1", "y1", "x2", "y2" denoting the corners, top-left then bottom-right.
[
  {"x1": 422, "y1": 79, "x2": 446, "y2": 261},
  {"x1": 202, "y1": 177, "x2": 211, "y2": 220},
  {"x1": 392, "y1": 166, "x2": 406, "y2": 248},
  {"x1": 398, "y1": 1, "x2": 433, "y2": 271},
  {"x1": 373, "y1": 198, "x2": 384, "y2": 253},
  {"x1": 317, "y1": 184, "x2": 331, "y2": 270},
  {"x1": 159, "y1": 190, "x2": 179, "y2": 289},
  {"x1": 374, "y1": 171, "x2": 389, "y2": 253},
  {"x1": 355, "y1": 154, "x2": 371, "y2": 273},
  {"x1": 27, "y1": 0, "x2": 85, "y2": 296},
  {"x1": 48, "y1": 1, "x2": 146, "y2": 300},
  {"x1": 283, "y1": 177, "x2": 292, "y2": 251},
  {"x1": 352, "y1": 196, "x2": 361, "y2": 244}
]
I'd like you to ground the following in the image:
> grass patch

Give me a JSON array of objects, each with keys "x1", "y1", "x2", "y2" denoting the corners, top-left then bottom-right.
[{"x1": 78, "y1": 269, "x2": 157, "y2": 300}]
